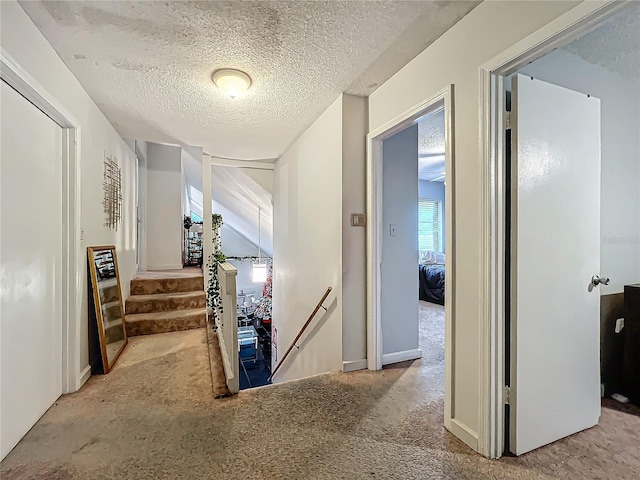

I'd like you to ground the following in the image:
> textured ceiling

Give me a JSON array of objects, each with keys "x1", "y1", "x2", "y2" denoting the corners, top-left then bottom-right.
[
  {"x1": 564, "y1": 2, "x2": 640, "y2": 88},
  {"x1": 20, "y1": 0, "x2": 479, "y2": 160},
  {"x1": 418, "y1": 108, "x2": 445, "y2": 182}
]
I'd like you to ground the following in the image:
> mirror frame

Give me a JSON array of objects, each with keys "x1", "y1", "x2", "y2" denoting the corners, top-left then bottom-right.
[{"x1": 87, "y1": 245, "x2": 128, "y2": 373}]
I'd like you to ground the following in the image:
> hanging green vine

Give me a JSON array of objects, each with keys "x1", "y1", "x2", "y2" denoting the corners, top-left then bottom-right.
[
  {"x1": 226, "y1": 255, "x2": 271, "y2": 263},
  {"x1": 207, "y1": 213, "x2": 226, "y2": 326}
]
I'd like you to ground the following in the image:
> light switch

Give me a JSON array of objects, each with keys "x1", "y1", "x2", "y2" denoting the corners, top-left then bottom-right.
[
  {"x1": 615, "y1": 318, "x2": 624, "y2": 334},
  {"x1": 390, "y1": 224, "x2": 397, "y2": 237},
  {"x1": 351, "y1": 213, "x2": 366, "y2": 226}
]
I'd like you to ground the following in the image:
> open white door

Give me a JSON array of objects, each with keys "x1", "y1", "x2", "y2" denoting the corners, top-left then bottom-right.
[{"x1": 510, "y1": 74, "x2": 601, "y2": 455}]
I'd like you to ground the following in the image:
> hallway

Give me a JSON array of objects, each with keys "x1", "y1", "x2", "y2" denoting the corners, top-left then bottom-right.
[{"x1": 2, "y1": 324, "x2": 639, "y2": 479}]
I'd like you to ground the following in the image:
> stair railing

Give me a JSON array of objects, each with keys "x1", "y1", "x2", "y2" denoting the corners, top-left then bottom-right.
[
  {"x1": 268, "y1": 286, "x2": 332, "y2": 383},
  {"x1": 217, "y1": 262, "x2": 239, "y2": 394}
]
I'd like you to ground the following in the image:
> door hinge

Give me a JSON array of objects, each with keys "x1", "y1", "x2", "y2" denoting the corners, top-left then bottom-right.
[
  {"x1": 504, "y1": 385, "x2": 511, "y2": 405},
  {"x1": 505, "y1": 111, "x2": 511, "y2": 131}
]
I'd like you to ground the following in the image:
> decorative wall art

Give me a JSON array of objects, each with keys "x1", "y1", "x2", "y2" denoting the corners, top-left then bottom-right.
[{"x1": 102, "y1": 155, "x2": 122, "y2": 230}]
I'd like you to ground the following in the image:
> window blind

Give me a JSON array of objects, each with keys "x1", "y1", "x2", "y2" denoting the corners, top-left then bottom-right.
[{"x1": 418, "y1": 198, "x2": 442, "y2": 252}]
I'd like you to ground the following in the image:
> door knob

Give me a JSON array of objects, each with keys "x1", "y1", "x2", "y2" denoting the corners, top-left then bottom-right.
[{"x1": 591, "y1": 275, "x2": 610, "y2": 287}]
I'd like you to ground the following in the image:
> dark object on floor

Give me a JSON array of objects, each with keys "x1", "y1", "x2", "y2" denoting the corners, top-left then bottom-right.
[
  {"x1": 419, "y1": 264, "x2": 445, "y2": 305},
  {"x1": 600, "y1": 293, "x2": 625, "y2": 396},
  {"x1": 239, "y1": 346, "x2": 271, "y2": 390},
  {"x1": 602, "y1": 397, "x2": 640, "y2": 417},
  {"x1": 239, "y1": 323, "x2": 272, "y2": 390},
  {"x1": 623, "y1": 284, "x2": 640, "y2": 405}
]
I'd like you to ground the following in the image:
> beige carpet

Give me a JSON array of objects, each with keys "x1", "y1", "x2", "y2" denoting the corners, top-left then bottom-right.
[
  {"x1": 206, "y1": 324, "x2": 232, "y2": 398},
  {"x1": 1, "y1": 307, "x2": 639, "y2": 479}
]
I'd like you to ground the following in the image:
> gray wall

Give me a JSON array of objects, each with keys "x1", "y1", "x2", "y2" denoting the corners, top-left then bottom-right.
[
  {"x1": 146, "y1": 143, "x2": 183, "y2": 270},
  {"x1": 381, "y1": 125, "x2": 419, "y2": 356},
  {"x1": 342, "y1": 94, "x2": 368, "y2": 364}
]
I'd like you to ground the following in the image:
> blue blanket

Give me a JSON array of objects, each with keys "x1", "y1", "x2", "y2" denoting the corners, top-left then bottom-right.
[{"x1": 419, "y1": 264, "x2": 445, "y2": 305}]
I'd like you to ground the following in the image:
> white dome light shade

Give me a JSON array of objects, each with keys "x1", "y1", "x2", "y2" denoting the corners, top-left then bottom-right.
[{"x1": 212, "y1": 69, "x2": 252, "y2": 99}]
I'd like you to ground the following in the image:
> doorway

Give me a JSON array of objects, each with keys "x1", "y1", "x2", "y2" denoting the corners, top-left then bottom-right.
[
  {"x1": 367, "y1": 85, "x2": 455, "y2": 431},
  {"x1": 1, "y1": 80, "x2": 64, "y2": 460},
  {"x1": 484, "y1": 1, "x2": 639, "y2": 457}
]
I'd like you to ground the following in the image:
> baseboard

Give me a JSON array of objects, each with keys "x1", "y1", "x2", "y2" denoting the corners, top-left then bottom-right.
[
  {"x1": 271, "y1": 370, "x2": 332, "y2": 386},
  {"x1": 79, "y1": 364, "x2": 92, "y2": 388},
  {"x1": 147, "y1": 264, "x2": 183, "y2": 270},
  {"x1": 448, "y1": 418, "x2": 479, "y2": 451},
  {"x1": 342, "y1": 359, "x2": 367, "y2": 373},
  {"x1": 382, "y1": 348, "x2": 422, "y2": 365}
]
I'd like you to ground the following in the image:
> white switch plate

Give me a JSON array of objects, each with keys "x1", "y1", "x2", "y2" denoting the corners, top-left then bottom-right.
[
  {"x1": 615, "y1": 318, "x2": 624, "y2": 334},
  {"x1": 351, "y1": 213, "x2": 366, "y2": 226},
  {"x1": 390, "y1": 224, "x2": 397, "y2": 237}
]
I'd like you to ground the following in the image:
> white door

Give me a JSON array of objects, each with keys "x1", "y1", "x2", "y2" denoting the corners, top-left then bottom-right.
[
  {"x1": 1, "y1": 80, "x2": 64, "y2": 460},
  {"x1": 510, "y1": 74, "x2": 601, "y2": 455}
]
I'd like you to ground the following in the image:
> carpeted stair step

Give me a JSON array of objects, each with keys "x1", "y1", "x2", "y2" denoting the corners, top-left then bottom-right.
[
  {"x1": 130, "y1": 275, "x2": 204, "y2": 295},
  {"x1": 125, "y1": 291, "x2": 206, "y2": 314},
  {"x1": 125, "y1": 308, "x2": 206, "y2": 336}
]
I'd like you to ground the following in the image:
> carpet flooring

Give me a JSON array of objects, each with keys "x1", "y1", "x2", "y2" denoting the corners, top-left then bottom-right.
[{"x1": 1, "y1": 304, "x2": 639, "y2": 479}]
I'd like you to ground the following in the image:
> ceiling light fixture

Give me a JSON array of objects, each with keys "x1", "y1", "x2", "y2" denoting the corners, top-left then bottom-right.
[{"x1": 212, "y1": 69, "x2": 251, "y2": 99}]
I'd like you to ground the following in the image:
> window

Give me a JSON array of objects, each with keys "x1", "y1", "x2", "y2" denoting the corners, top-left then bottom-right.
[{"x1": 418, "y1": 198, "x2": 442, "y2": 252}]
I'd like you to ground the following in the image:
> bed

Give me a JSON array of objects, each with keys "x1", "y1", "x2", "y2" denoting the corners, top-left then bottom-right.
[{"x1": 418, "y1": 250, "x2": 445, "y2": 305}]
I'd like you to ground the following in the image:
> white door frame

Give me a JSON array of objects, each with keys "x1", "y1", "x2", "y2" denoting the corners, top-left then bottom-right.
[
  {"x1": 478, "y1": 0, "x2": 627, "y2": 458},
  {"x1": 1, "y1": 49, "x2": 84, "y2": 394},
  {"x1": 366, "y1": 85, "x2": 455, "y2": 430}
]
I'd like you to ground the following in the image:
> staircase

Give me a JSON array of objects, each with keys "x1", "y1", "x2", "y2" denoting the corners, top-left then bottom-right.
[{"x1": 125, "y1": 268, "x2": 207, "y2": 336}]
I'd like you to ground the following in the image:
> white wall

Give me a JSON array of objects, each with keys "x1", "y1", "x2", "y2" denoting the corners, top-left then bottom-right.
[
  {"x1": 0, "y1": 0, "x2": 137, "y2": 380},
  {"x1": 418, "y1": 180, "x2": 446, "y2": 252},
  {"x1": 135, "y1": 140, "x2": 149, "y2": 272},
  {"x1": 221, "y1": 224, "x2": 271, "y2": 296},
  {"x1": 181, "y1": 153, "x2": 190, "y2": 218},
  {"x1": 367, "y1": 0, "x2": 580, "y2": 446},
  {"x1": 273, "y1": 96, "x2": 343, "y2": 382},
  {"x1": 381, "y1": 126, "x2": 420, "y2": 356},
  {"x1": 520, "y1": 49, "x2": 640, "y2": 294},
  {"x1": 342, "y1": 94, "x2": 368, "y2": 365},
  {"x1": 181, "y1": 145, "x2": 203, "y2": 217},
  {"x1": 244, "y1": 169, "x2": 274, "y2": 195},
  {"x1": 211, "y1": 165, "x2": 274, "y2": 256},
  {"x1": 146, "y1": 143, "x2": 182, "y2": 270}
]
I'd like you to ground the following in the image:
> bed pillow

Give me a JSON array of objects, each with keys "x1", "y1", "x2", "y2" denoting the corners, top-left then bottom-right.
[{"x1": 419, "y1": 249, "x2": 445, "y2": 265}]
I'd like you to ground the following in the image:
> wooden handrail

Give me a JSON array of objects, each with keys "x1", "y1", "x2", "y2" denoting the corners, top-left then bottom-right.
[{"x1": 268, "y1": 286, "x2": 332, "y2": 383}]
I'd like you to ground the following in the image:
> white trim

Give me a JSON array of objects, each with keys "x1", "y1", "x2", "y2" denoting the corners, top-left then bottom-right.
[
  {"x1": 450, "y1": 419, "x2": 479, "y2": 451},
  {"x1": 367, "y1": 85, "x2": 455, "y2": 430},
  {"x1": 208, "y1": 156, "x2": 276, "y2": 170},
  {"x1": 382, "y1": 349, "x2": 422, "y2": 366},
  {"x1": 477, "y1": 0, "x2": 625, "y2": 459},
  {"x1": 342, "y1": 359, "x2": 368, "y2": 373},
  {"x1": 1, "y1": 48, "x2": 83, "y2": 394},
  {"x1": 79, "y1": 365, "x2": 92, "y2": 387},
  {"x1": 147, "y1": 264, "x2": 184, "y2": 271},
  {"x1": 202, "y1": 155, "x2": 213, "y2": 292}
]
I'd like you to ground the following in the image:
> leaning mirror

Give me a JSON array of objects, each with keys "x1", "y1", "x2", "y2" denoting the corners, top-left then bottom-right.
[{"x1": 87, "y1": 246, "x2": 127, "y2": 373}]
